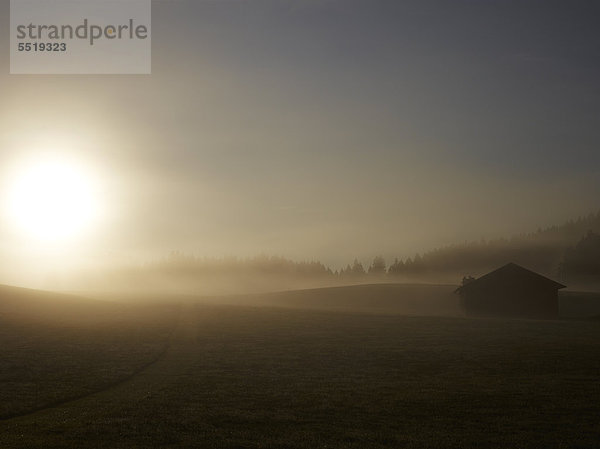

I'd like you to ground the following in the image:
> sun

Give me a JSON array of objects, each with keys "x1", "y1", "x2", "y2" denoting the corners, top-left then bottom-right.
[{"x1": 5, "y1": 157, "x2": 100, "y2": 243}]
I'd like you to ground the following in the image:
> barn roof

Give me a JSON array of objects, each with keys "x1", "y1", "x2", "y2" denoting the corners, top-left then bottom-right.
[{"x1": 455, "y1": 263, "x2": 567, "y2": 294}]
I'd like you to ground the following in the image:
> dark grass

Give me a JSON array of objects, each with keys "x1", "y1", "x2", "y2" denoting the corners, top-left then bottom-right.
[
  {"x1": 229, "y1": 283, "x2": 462, "y2": 316},
  {"x1": 0, "y1": 286, "x2": 179, "y2": 418},
  {"x1": 2, "y1": 297, "x2": 600, "y2": 448}
]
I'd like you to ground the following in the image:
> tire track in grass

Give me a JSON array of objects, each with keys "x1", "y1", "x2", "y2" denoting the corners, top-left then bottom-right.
[{"x1": 0, "y1": 304, "x2": 183, "y2": 422}]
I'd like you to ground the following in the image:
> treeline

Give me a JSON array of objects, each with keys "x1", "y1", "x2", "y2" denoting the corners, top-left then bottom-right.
[
  {"x1": 559, "y1": 230, "x2": 600, "y2": 284},
  {"x1": 132, "y1": 211, "x2": 600, "y2": 284},
  {"x1": 146, "y1": 253, "x2": 333, "y2": 278},
  {"x1": 386, "y1": 212, "x2": 600, "y2": 281},
  {"x1": 83, "y1": 211, "x2": 600, "y2": 293},
  {"x1": 335, "y1": 212, "x2": 600, "y2": 286}
]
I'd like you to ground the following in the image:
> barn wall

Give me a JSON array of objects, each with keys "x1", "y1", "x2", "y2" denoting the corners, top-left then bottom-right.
[{"x1": 462, "y1": 285, "x2": 559, "y2": 319}]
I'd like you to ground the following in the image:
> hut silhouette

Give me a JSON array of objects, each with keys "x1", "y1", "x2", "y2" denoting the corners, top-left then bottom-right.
[{"x1": 455, "y1": 263, "x2": 566, "y2": 319}]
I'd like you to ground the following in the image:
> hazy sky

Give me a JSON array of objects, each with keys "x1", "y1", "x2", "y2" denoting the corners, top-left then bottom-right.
[{"x1": 1, "y1": 0, "x2": 599, "y2": 284}]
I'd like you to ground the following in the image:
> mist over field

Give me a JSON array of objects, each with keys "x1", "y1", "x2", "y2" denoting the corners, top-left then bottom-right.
[{"x1": 43, "y1": 211, "x2": 598, "y2": 297}]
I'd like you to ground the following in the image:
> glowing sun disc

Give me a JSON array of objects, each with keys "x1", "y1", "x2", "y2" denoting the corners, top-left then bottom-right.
[{"x1": 6, "y1": 158, "x2": 99, "y2": 242}]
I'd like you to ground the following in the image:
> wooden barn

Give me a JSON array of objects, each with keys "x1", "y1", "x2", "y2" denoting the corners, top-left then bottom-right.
[{"x1": 455, "y1": 263, "x2": 566, "y2": 319}]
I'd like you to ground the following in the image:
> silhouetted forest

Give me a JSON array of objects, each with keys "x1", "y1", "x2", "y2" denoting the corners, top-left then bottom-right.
[
  {"x1": 151, "y1": 253, "x2": 333, "y2": 278},
  {"x1": 79, "y1": 211, "x2": 600, "y2": 293},
  {"x1": 387, "y1": 212, "x2": 600, "y2": 284},
  {"x1": 559, "y1": 230, "x2": 600, "y2": 287}
]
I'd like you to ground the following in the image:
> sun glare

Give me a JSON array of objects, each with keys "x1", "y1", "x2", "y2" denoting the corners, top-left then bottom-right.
[{"x1": 5, "y1": 157, "x2": 100, "y2": 243}]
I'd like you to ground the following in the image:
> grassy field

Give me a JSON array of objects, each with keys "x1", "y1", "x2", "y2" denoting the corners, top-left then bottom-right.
[
  {"x1": 0, "y1": 285, "x2": 179, "y2": 419},
  {"x1": 226, "y1": 283, "x2": 462, "y2": 316},
  {"x1": 1, "y1": 284, "x2": 600, "y2": 448}
]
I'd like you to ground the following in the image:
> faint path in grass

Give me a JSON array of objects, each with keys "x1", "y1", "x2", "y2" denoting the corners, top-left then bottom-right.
[
  {"x1": 0, "y1": 303, "x2": 212, "y2": 448},
  {"x1": 0, "y1": 304, "x2": 183, "y2": 422}
]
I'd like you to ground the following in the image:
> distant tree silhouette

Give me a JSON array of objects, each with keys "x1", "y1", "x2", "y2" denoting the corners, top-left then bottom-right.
[
  {"x1": 339, "y1": 264, "x2": 353, "y2": 278},
  {"x1": 351, "y1": 259, "x2": 366, "y2": 276},
  {"x1": 461, "y1": 275, "x2": 476, "y2": 286},
  {"x1": 560, "y1": 230, "x2": 600, "y2": 278},
  {"x1": 388, "y1": 258, "x2": 405, "y2": 275},
  {"x1": 368, "y1": 256, "x2": 386, "y2": 275}
]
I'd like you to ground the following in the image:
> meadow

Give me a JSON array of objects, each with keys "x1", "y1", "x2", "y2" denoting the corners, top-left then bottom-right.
[
  {"x1": 0, "y1": 285, "x2": 178, "y2": 419},
  {"x1": 1, "y1": 284, "x2": 600, "y2": 448}
]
